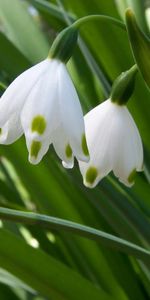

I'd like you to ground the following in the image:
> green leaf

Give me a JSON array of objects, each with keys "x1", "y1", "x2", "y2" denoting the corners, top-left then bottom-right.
[
  {"x1": 0, "y1": 228, "x2": 112, "y2": 300},
  {"x1": 30, "y1": 0, "x2": 74, "y2": 29},
  {"x1": 0, "y1": 207, "x2": 149, "y2": 263},
  {"x1": 115, "y1": 0, "x2": 149, "y2": 33},
  {"x1": 0, "y1": 268, "x2": 35, "y2": 294},
  {"x1": 0, "y1": 283, "x2": 20, "y2": 300},
  {"x1": 0, "y1": 0, "x2": 49, "y2": 63},
  {"x1": 0, "y1": 32, "x2": 30, "y2": 78},
  {"x1": 125, "y1": 8, "x2": 150, "y2": 90}
]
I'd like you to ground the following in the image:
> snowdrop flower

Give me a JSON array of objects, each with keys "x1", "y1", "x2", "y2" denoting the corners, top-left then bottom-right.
[
  {"x1": 0, "y1": 26, "x2": 89, "y2": 167},
  {"x1": 79, "y1": 66, "x2": 143, "y2": 188}
]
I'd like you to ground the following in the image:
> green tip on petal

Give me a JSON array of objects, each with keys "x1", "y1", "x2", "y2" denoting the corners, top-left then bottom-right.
[
  {"x1": 65, "y1": 144, "x2": 72, "y2": 158},
  {"x1": 125, "y1": 9, "x2": 150, "y2": 90},
  {"x1": 85, "y1": 166, "x2": 98, "y2": 185},
  {"x1": 30, "y1": 141, "x2": 41, "y2": 158},
  {"x1": 128, "y1": 168, "x2": 136, "y2": 184},
  {"x1": 82, "y1": 134, "x2": 89, "y2": 156},
  {"x1": 31, "y1": 115, "x2": 46, "y2": 135},
  {"x1": 0, "y1": 128, "x2": 2, "y2": 135}
]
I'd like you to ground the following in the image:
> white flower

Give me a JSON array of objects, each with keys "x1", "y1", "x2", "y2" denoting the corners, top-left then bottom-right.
[
  {"x1": 0, "y1": 58, "x2": 89, "y2": 166},
  {"x1": 79, "y1": 99, "x2": 143, "y2": 188}
]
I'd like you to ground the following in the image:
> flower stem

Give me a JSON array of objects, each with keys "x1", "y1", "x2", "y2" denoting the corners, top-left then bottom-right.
[
  {"x1": 72, "y1": 15, "x2": 126, "y2": 31},
  {"x1": 48, "y1": 14, "x2": 125, "y2": 62}
]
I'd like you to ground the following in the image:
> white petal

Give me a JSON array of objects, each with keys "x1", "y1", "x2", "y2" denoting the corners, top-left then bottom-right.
[
  {"x1": 0, "y1": 59, "x2": 50, "y2": 126},
  {"x1": 79, "y1": 100, "x2": 113, "y2": 188},
  {"x1": 79, "y1": 99, "x2": 143, "y2": 188},
  {"x1": 0, "y1": 113, "x2": 23, "y2": 144},
  {"x1": 58, "y1": 63, "x2": 89, "y2": 162},
  {"x1": 21, "y1": 60, "x2": 61, "y2": 164},
  {"x1": 52, "y1": 123, "x2": 74, "y2": 169},
  {"x1": 62, "y1": 160, "x2": 74, "y2": 169},
  {"x1": 28, "y1": 138, "x2": 50, "y2": 165},
  {"x1": 126, "y1": 109, "x2": 143, "y2": 171},
  {"x1": 111, "y1": 106, "x2": 143, "y2": 186},
  {"x1": 21, "y1": 59, "x2": 60, "y2": 142}
]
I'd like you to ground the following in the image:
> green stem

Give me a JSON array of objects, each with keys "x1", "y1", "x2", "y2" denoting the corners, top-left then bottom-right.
[
  {"x1": 0, "y1": 207, "x2": 150, "y2": 263},
  {"x1": 72, "y1": 15, "x2": 126, "y2": 30},
  {"x1": 49, "y1": 14, "x2": 126, "y2": 62}
]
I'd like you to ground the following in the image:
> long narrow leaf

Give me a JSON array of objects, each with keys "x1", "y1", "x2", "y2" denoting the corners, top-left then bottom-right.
[
  {"x1": 0, "y1": 207, "x2": 149, "y2": 263},
  {"x1": 0, "y1": 228, "x2": 112, "y2": 300}
]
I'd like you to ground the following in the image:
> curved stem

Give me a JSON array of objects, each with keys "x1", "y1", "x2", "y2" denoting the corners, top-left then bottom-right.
[{"x1": 72, "y1": 15, "x2": 126, "y2": 31}]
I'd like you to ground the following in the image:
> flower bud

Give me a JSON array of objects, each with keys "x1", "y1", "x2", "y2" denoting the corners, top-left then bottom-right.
[
  {"x1": 49, "y1": 26, "x2": 78, "y2": 63},
  {"x1": 110, "y1": 65, "x2": 138, "y2": 105}
]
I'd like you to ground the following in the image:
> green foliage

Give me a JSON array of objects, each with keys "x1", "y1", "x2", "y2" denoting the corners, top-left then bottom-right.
[{"x1": 0, "y1": 0, "x2": 150, "y2": 299}]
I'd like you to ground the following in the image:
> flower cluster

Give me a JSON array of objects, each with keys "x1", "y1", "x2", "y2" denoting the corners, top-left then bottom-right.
[{"x1": 0, "y1": 25, "x2": 143, "y2": 188}]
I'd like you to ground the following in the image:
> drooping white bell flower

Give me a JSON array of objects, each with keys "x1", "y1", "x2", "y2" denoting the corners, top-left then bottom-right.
[
  {"x1": 0, "y1": 58, "x2": 89, "y2": 166},
  {"x1": 79, "y1": 66, "x2": 143, "y2": 188},
  {"x1": 79, "y1": 99, "x2": 143, "y2": 188},
  {"x1": 0, "y1": 26, "x2": 89, "y2": 167}
]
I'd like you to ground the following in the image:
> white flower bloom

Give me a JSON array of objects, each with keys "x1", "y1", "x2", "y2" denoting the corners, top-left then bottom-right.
[
  {"x1": 79, "y1": 99, "x2": 143, "y2": 188},
  {"x1": 0, "y1": 58, "x2": 89, "y2": 166}
]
